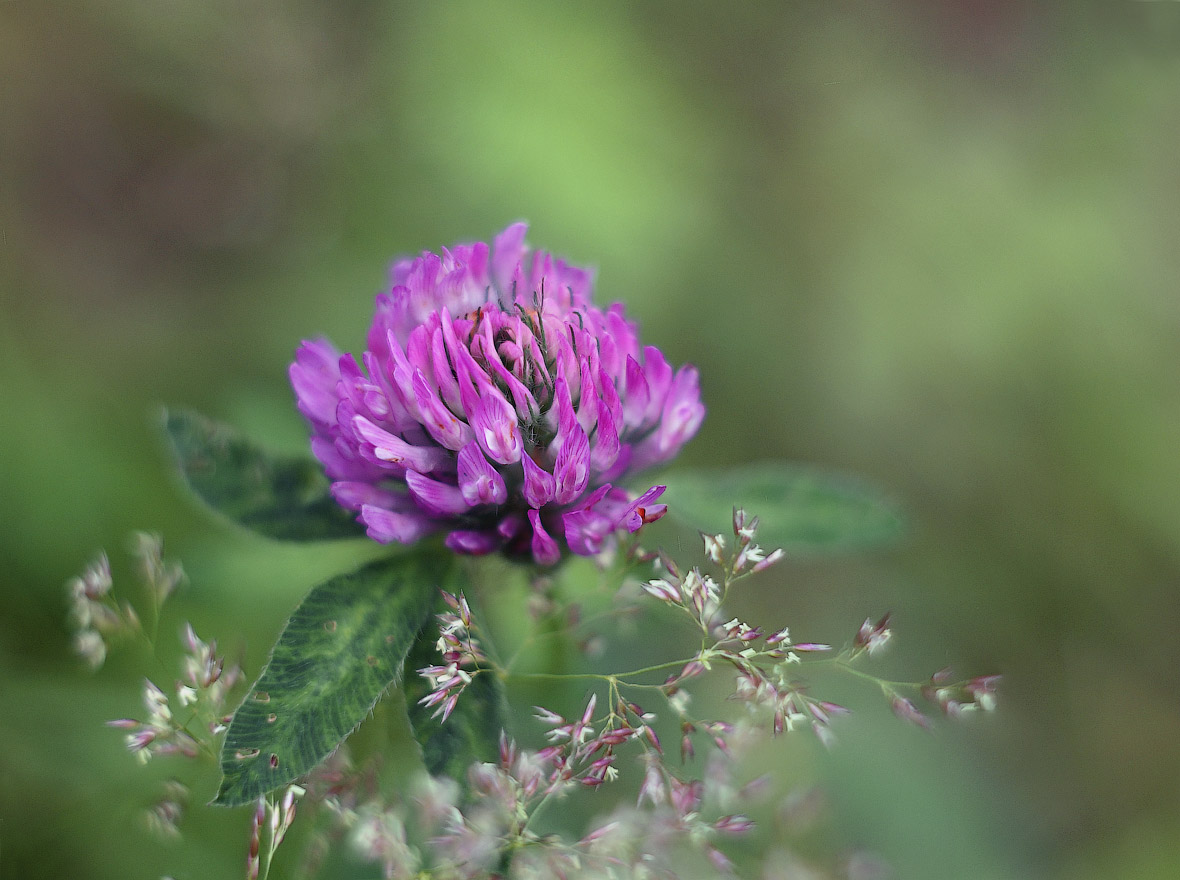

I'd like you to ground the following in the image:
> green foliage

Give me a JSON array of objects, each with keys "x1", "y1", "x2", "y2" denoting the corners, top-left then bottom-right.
[
  {"x1": 403, "y1": 622, "x2": 507, "y2": 782},
  {"x1": 664, "y1": 462, "x2": 904, "y2": 555},
  {"x1": 163, "y1": 409, "x2": 366, "y2": 541},
  {"x1": 214, "y1": 554, "x2": 449, "y2": 806}
]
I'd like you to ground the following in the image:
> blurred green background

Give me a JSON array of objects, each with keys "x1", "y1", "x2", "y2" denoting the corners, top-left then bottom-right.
[{"x1": 3, "y1": 1, "x2": 1180, "y2": 878}]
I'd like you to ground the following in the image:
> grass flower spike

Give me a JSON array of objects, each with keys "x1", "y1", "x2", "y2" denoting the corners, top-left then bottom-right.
[{"x1": 290, "y1": 223, "x2": 704, "y2": 563}]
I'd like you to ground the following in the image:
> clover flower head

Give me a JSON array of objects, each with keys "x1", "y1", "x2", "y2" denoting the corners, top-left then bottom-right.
[{"x1": 290, "y1": 223, "x2": 705, "y2": 564}]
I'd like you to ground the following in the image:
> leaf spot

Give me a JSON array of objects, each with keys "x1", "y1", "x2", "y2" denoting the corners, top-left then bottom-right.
[
  {"x1": 267, "y1": 713, "x2": 277, "y2": 723},
  {"x1": 234, "y1": 748, "x2": 260, "y2": 761},
  {"x1": 366, "y1": 655, "x2": 379, "y2": 666},
  {"x1": 385, "y1": 634, "x2": 395, "y2": 643},
  {"x1": 253, "y1": 691, "x2": 270, "y2": 703},
  {"x1": 269, "y1": 753, "x2": 280, "y2": 769},
  {"x1": 324, "y1": 620, "x2": 338, "y2": 632}
]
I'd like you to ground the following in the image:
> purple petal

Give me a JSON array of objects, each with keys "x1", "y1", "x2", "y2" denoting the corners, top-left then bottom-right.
[
  {"x1": 497, "y1": 513, "x2": 525, "y2": 540},
  {"x1": 445, "y1": 530, "x2": 500, "y2": 555},
  {"x1": 463, "y1": 240, "x2": 489, "y2": 287},
  {"x1": 553, "y1": 420, "x2": 590, "y2": 505},
  {"x1": 528, "y1": 510, "x2": 561, "y2": 566},
  {"x1": 451, "y1": 339, "x2": 522, "y2": 465},
  {"x1": 641, "y1": 346, "x2": 673, "y2": 425},
  {"x1": 634, "y1": 365, "x2": 705, "y2": 468},
  {"x1": 457, "y1": 441, "x2": 507, "y2": 506},
  {"x1": 576, "y1": 360, "x2": 600, "y2": 436},
  {"x1": 521, "y1": 452, "x2": 556, "y2": 508},
  {"x1": 598, "y1": 443, "x2": 633, "y2": 485},
  {"x1": 469, "y1": 390, "x2": 523, "y2": 465},
  {"x1": 289, "y1": 339, "x2": 342, "y2": 428},
  {"x1": 605, "y1": 304, "x2": 640, "y2": 366},
  {"x1": 337, "y1": 355, "x2": 395, "y2": 428},
  {"x1": 330, "y1": 482, "x2": 414, "y2": 512},
  {"x1": 551, "y1": 370, "x2": 578, "y2": 455},
  {"x1": 351, "y1": 415, "x2": 451, "y2": 474},
  {"x1": 362, "y1": 351, "x2": 415, "y2": 432},
  {"x1": 380, "y1": 329, "x2": 424, "y2": 417},
  {"x1": 590, "y1": 399, "x2": 620, "y2": 472},
  {"x1": 597, "y1": 365, "x2": 623, "y2": 432},
  {"x1": 622, "y1": 355, "x2": 650, "y2": 429},
  {"x1": 429, "y1": 327, "x2": 462, "y2": 412},
  {"x1": 311, "y1": 436, "x2": 385, "y2": 482},
  {"x1": 492, "y1": 222, "x2": 528, "y2": 295},
  {"x1": 474, "y1": 316, "x2": 539, "y2": 419},
  {"x1": 412, "y1": 370, "x2": 472, "y2": 451},
  {"x1": 360, "y1": 505, "x2": 436, "y2": 544},
  {"x1": 562, "y1": 485, "x2": 613, "y2": 556},
  {"x1": 405, "y1": 470, "x2": 469, "y2": 516},
  {"x1": 616, "y1": 485, "x2": 667, "y2": 532}
]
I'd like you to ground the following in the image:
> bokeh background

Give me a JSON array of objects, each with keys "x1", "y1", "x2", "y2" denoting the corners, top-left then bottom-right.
[{"x1": 3, "y1": 1, "x2": 1180, "y2": 878}]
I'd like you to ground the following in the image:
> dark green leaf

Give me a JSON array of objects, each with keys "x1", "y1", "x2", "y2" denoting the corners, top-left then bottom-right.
[
  {"x1": 213, "y1": 553, "x2": 449, "y2": 806},
  {"x1": 162, "y1": 408, "x2": 366, "y2": 541},
  {"x1": 404, "y1": 618, "x2": 507, "y2": 781},
  {"x1": 663, "y1": 461, "x2": 905, "y2": 555}
]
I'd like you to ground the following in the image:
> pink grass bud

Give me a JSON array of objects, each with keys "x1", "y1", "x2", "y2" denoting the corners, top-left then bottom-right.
[
  {"x1": 714, "y1": 814, "x2": 756, "y2": 835},
  {"x1": 890, "y1": 694, "x2": 932, "y2": 730}
]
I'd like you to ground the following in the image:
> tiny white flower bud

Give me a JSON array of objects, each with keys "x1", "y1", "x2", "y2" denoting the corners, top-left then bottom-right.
[
  {"x1": 702, "y1": 533, "x2": 726, "y2": 563},
  {"x1": 176, "y1": 685, "x2": 198, "y2": 707}
]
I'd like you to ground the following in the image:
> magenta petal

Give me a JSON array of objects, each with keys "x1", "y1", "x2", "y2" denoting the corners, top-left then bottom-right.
[
  {"x1": 492, "y1": 222, "x2": 528, "y2": 294},
  {"x1": 382, "y1": 330, "x2": 422, "y2": 421},
  {"x1": 412, "y1": 370, "x2": 472, "y2": 451},
  {"x1": 362, "y1": 351, "x2": 414, "y2": 431},
  {"x1": 521, "y1": 452, "x2": 556, "y2": 508},
  {"x1": 290, "y1": 339, "x2": 342, "y2": 428},
  {"x1": 553, "y1": 421, "x2": 590, "y2": 505},
  {"x1": 622, "y1": 355, "x2": 650, "y2": 429},
  {"x1": 429, "y1": 328, "x2": 462, "y2": 412},
  {"x1": 405, "y1": 470, "x2": 470, "y2": 516},
  {"x1": 445, "y1": 530, "x2": 500, "y2": 555},
  {"x1": 597, "y1": 365, "x2": 623, "y2": 432},
  {"x1": 497, "y1": 513, "x2": 525, "y2": 540},
  {"x1": 465, "y1": 240, "x2": 489, "y2": 286},
  {"x1": 453, "y1": 346, "x2": 522, "y2": 465},
  {"x1": 633, "y1": 366, "x2": 705, "y2": 469},
  {"x1": 552, "y1": 370, "x2": 578, "y2": 453},
  {"x1": 330, "y1": 481, "x2": 413, "y2": 512},
  {"x1": 477, "y1": 321, "x2": 538, "y2": 419},
  {"x1": 590, "y1": 400, "x2": 620, "y2": 472},
  {"x1": 562, "y1": 485, "x2": 613, "y2": 556},
  {"x1": 312, "y1": 436, "x2": 383, "y2": 482},
  {"x1": 528, "y1": 510, "x2": 561, "y2": 566},
  {"x1": 360, "y1": 505, "x2": 436, "y2": 544},
  {"x1": 563, "y1": 507, "x2": 608, "y2": 557},
  {"x1": 616, "y1": 485, "x2": 667, "y2": 532},
  {"x1": 658, "y1": 366, "x2": 706, "y2": 452},
  {"x1": 577, "y1": 360, "x2": 600, "y2": 436},
  {"x1": 599, "y1": 443, "x2": 633, "y2": 485},
  {"x1": 351, "y1": 415, "x2": 451, "y2": 474},
  {"x1": 641, "y1": 346, "x2": 673, "y2": 424},
  {"x1": 457, "y1": 441, "x2": 507, "y2": 506},
  {"x1": 469, "y1": 391, "x2": 523, "y2": 465}
]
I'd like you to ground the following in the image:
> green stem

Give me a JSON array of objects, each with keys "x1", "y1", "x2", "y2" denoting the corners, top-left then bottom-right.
[
  {"x1": 812, "y1": 657, "x2": 927, "y2": 691},
  {"x1": 504, "y1": 655, "x2": 691, "y2": 685}
]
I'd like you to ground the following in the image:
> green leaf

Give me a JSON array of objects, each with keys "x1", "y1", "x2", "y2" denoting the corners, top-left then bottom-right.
[
  {"x1": 213, "y1": 553, "x2": 448, "y2": 806},
  {"x1": 663, "y1": 461, "x2": 905, "y2": 555},
  {"x1": 403, "y1": 617, "x2": 507, "y2": 781},
  {"x1": 162, "y1": 408, "x2": 366, "y2": 541}
]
